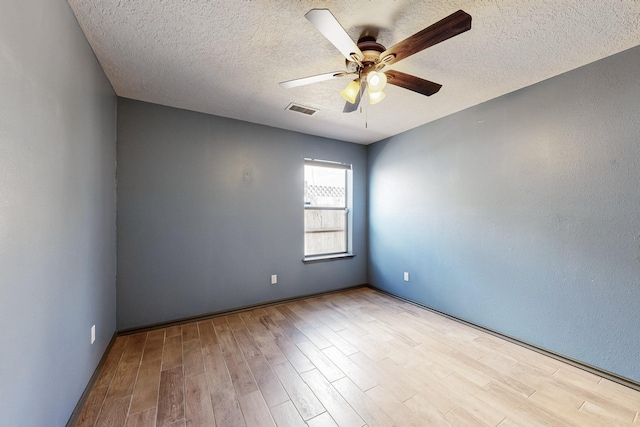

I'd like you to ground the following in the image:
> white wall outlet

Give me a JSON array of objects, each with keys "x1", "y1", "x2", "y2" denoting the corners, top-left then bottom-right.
[
  {"x1": 404, "y1": 272, "x2": 410, "y2": 282},
  {"x1": 91, "y1": 325, "x2": 96, "y2": 344},
  {"x1": 271, "y1": 274, "x2": 278, "y2": 285}
]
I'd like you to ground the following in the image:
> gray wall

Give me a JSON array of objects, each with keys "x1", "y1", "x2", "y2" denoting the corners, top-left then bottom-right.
[
  {"x1": 368, "y1": 45, "x2": 640, "y2": 382},
  {"x1": 116, "y1": 99, "x2": 367, "y2": 329},
  {"x1": 0, "y1": 1, "x2": 117, "y2": 426}
]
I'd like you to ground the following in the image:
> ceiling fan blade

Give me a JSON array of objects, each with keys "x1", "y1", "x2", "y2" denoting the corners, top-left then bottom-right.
[
  {"x1": 385, "y1": 70, "x2": 442, "y2": 97},
  {"x1": 343, "y1": 80, "x2": 366, "y2": 113},
  {"x1": 279, "y1": 71, "x2": 348, "y2": 89},
  {"x1": 305, "y1": 9, "x2": 364, "y2": 62},
  {"x1": 379, "y1": 10, "x2": 471, "y2": 66}
]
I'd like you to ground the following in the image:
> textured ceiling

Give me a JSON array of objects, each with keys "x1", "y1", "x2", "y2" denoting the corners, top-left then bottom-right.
[{"x1": 67, "y1": 0, "x2": 640, "y2": 144}]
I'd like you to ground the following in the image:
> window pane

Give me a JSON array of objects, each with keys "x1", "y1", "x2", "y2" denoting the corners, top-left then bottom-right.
[
  {"x1": 304, "y1": 165, "x2": 345, "y2": 208},
  {"x1": 304, "y1": 209, "x2": 346, "y2": 256}
]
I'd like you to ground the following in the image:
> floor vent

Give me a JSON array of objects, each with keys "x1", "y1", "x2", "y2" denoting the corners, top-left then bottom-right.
[{"x1": 286, "y1": 103, "x2": 318, "y2": 116}]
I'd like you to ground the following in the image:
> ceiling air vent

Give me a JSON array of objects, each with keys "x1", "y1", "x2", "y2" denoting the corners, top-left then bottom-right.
[{"x1": 286, "y1": 103, "x2": 318, "y2": 116}]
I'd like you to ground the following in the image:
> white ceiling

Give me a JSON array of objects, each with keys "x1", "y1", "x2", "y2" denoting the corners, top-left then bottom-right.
[{"x1": 67, "y1": 0, "x2": 640, "y2": 145}]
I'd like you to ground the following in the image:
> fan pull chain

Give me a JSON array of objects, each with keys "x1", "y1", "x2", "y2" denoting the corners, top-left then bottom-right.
[
  {"x1": 360, "y1": 96, "x2": 367, "y2": 129},
  {"x1": 364, "y1": 100, "x2": 368, "y2": 128},
  {"x1": 364, "y1": 106, "x2": 367, "y2": 128}
]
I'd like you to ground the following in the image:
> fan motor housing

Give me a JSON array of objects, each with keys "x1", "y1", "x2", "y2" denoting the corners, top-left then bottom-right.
[
  {"x1": 358, "y1": 36, "x2": 385, "y2": 64},
  {"x1": 345, "y1": 36, "x2": 387, "y2": 74}
]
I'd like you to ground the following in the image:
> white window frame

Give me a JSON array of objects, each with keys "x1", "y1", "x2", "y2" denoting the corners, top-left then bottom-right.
[{"x1": 303, "y1": 158, "x2": 354, "y2": 262}]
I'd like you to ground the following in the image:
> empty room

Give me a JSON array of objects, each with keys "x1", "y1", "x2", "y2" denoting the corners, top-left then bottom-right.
[{"x1": 2, "y1": 0, "x2": 640, "y2": 426}]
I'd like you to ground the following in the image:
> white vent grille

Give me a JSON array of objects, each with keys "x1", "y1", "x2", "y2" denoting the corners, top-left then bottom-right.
[{"x1": 286, "y1": 103, "x2": 318, "y2": 116}]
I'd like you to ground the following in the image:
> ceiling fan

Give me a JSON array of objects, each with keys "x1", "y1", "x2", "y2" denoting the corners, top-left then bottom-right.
[{"x1": 279, "y1": 9, "x2": 472, "y2": 112}]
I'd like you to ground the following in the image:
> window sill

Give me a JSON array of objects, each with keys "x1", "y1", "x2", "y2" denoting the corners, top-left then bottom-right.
[{"x1": 302, "y1": 253, "x2": 355, "y2": 263}]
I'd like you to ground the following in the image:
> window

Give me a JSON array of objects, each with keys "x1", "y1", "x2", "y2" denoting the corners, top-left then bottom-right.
[{"x1": 304, "y1": 159, "x2": 353, "y2": 260}]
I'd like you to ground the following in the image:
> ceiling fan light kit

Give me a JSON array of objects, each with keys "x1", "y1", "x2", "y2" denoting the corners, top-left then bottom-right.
[
  {"x1": 279, "y1": 8, "x2": 472, "y2": 112},
  {"x1": 366, "y1": 71, "x2": 387, "y2": 92},
  {"x1": 340, "y1": 79, "x2": 361, "y2": 104},
  {"x1": 368, "y1": 90, "x2": 386, "y2": 105},
  {"x1": 339, "y1": 75, "x2": 387, "y2": 106}
]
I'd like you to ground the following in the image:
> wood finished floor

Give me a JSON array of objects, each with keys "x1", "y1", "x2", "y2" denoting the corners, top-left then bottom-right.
[{"x1": 75, "y1": 287, "x2": 640, "y2": 426}]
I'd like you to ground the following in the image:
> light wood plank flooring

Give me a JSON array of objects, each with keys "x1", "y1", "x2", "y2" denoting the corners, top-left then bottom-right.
[{"x1": 75, "y1": 287, "x2": 640, "y2": 426}]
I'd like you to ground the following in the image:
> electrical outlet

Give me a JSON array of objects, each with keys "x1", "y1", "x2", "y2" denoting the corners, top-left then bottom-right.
[
  {"x1": 404, "y1": 272, "x2": 410, "y2": 282},
  {"x1": 271, "y1": 274, "x2": 278, "y2": 285},
  {"x1": 91, "y1": 325, "x2": 96, "y2": 344}
]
